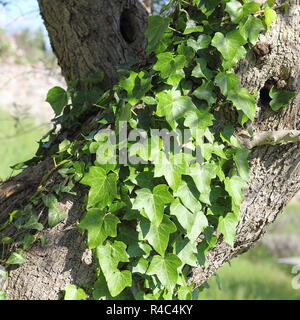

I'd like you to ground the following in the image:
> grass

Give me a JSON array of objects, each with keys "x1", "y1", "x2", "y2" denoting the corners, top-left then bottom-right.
[
  {"x1": 0, "y1": 108, "x2": 49, "y2": 180},
  {"x1": 198, "y1": 242, "x2": 300, "y2": 300}
]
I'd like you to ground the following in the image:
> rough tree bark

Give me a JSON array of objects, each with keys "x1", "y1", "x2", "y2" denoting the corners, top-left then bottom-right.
[{"x1": 0, "y1": 0, "x2": 299, "y2": 299}]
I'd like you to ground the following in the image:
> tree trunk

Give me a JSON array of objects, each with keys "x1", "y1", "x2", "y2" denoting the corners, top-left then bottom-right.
[{"x1": 0, "y1": 0, "x2": 299, "y2": 299}]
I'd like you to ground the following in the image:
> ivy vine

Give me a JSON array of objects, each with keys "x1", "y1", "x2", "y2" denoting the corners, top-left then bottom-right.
[{"x1": 0, "y1": 0, "x2": 295, "y2": 301}]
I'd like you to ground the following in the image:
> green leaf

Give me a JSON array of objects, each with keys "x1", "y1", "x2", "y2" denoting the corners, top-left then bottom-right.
[
  {"x1": 156, "y1": 90, "x2": 198, "y2": 129},
  {"x1": 264, "y1": 6, "x2": 277, "y2": 30},
  {"x1": 269, "y1": 86, "x2": 296, "y2": 111},
  {"x1": 174, "y1": 180, "x2": 202, "y2": 214},
  {"x1": 153, "y1": 53, "x2": 186, "y2": 86},
  {"x1": 215, "y1": 71, "x2": 239, "y2": 96},
  {"x1": 225, "y1": 175, "x2": 248, "y2": 213},
  {"x1": 193, "y1": 80, "x2": 217, "y2": 106},
  {"x1": 240, "y1": 16, "x2": 265, "y2": 45},
  {"x1": 228, "y1": 88, "x2": 257, "y2": 121},
  {"x1": 189, "y1": 163, "x2": 217, "y2": 205},
  {"x1": 46, "y1": 86, "x2": 68, "y2": 116},
  {"x1": 234, "y1": 147, "x2": 250, "y2": 182},
  {"x1": 42, "y1": 194, "x2": 67, "y2": 228},
  {"x1": 97, "y1": 241, "x2": 131, "y2": 297},
  {"x1": 119, "y1": 71, "x2": 152, "y2": 106},
  {"x1": 184, "y1": 20, "x2": 204, "y2": 34},
  {"x1": 187, "y1": 34, "x2": 211, "y2": 51},
  {"x1": 23, "y1": 233, "x2": 35, "y2": 250},
  {"x1": 133, "y1": 184, "x2": 173, "y2": 226},
  {"x1": 132, "y1": 257, "x2": 149, "y2": 274},
  {"x1": 78, "y1": 208, "x2": 120, "y2": 249},
  {"x1": 225, "y1": 0, "x2": 244, "y2": 24},
  {"x1": 192, "y1": 58, "x2": 213, "y2": 80},
  {"x1": 154, "y1": 153, "x2": 187, "y2": 191},
  {"x1": 184, "y1": 108, "x2": 214, "y2": 134},
  {"x1": 64, "y1": 285, "x2": 87, "y2": 300},
  {"x1": 173, "y1": 237, "x2": 198, "y2": 267},
  {"x1": 6, "y1": 251, "x2": 27, "y2": 265},
  {"x1": 177, "y1": 43, "x2": 195, "y2": 65},
  {"x1": 196, "y1": 0, "x2": 219, "y2": 17},
  {"x1": 140, "y1": 215, "x2": 177, "y2": 256},
  {"x1": 217, "y1": 212, "x2": 239, "y2": 247},
  {"x1": 147, "y1": 253, "x2": 182, "y2": 292},
  {"x1": 145, "y1": 16, "x2": 170, "y2": 52},
  {"x1": 107, "y1": 270, "x2": 132, "y2": 297},
  {"x1": 170, "y1": 199, "x2": 208, "y2": 242},
  {"x1": 80, "y1": 166, "x2": 118, "y2": 209},
  {"x1": 211, "y1": 30, "x2": 246, "y2": 61}
]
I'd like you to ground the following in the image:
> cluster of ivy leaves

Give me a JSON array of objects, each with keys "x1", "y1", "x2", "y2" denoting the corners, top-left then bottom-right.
[{"x1": 0, "y1": 0, "x2": 296, "y2": 301}]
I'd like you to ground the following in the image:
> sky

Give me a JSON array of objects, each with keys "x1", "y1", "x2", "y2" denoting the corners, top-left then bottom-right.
[{"x1": 0, "y1": 0, "x2": 50, "y2": 46}]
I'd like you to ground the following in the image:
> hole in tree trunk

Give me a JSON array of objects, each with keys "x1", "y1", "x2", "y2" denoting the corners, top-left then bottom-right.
[
  {"x1": 259, "y1": 78, "x2": 276, "y2": 106},
  {"x1": 120, "y1": 8, "x2": 137, "y2": 44}
]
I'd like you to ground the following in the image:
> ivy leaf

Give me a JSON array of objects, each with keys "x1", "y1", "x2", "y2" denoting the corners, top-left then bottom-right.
[
  {"x1": 132, "y1": 184, "x2": 173, "y2": 226},
  {"x1": 211, "y1": 30, "x2": 246, "y2": 61},
  {"x1": 170, "y1": 199, "x2": 208, "y2": 242},
  {"x1": 153, "y1": 52, "x2": 174, "y2": 78},
  {"x1": 145, "y1": 16, "x2": 171, "y2": 52},
  {"x1": 184, "y1": 108, "x2": 214, "y2": 134},
  {"x1": 173, "y1": 237, "x2": 198, "y2": 267},
  {"x1": 177, "y1": 43, "x2": 195, "y2": 65},
  {"x1": 42, "y1": 194, "x2": 67, "y2": 228},
  {"x1": 119, "y1": 71, "x2": 152, "y2": 106},
  {"x1": 156, "y1": 90, "x2": 198, "y2": 129},
  {"x1": 225, "y1": 175, "x2": 248, "y2": 213},
  {"x1": 174, "y1": 180, "x2": 202, "y2": 214},
  {"x1": 243, "y1": 1, "x2": 260, "y2": 15},
  {"x1": 80, "y1": 166, "x2": 118, "y2": 209},
  {"x1": 193, "y1": 80, "x2": 217, "y2": 106},
  {"x1": 189, "y1": 163, "x2": 217, "y2": 205},
  {"x1": 187, "y1": 34, "x2": 211, "y2": 51},
  {"x1": 192, "y1": 58, "x2": 213, "y2": 80},
  {"x1": 196, "y1": 0, "x2": 219, "y2": 17},
  {"x1": 78, "y1": 208, "x2": 120, "y2": 249},
  {"x1": 234, "y1": 147, "x2": 250, "y2": 182},
  {"x1": 222, "y1": 45, "x2": 246, "y2": 70},
  {"x1": 64, "y1": 285, "x2": 87, "y2": 300},
  {"x1": 184, "y1": 19, "x2": 204, "y2": 34},
  {"x1": 217, "y1": 212, "x2": 239, "y2": 247},
  {"x1": 264, "y1": 6, "x2": 277, "y2": 30},
  {"x1": 132, "y1": 257, "x2": 149, "y2": 274},
  {"x1": 227, "y1": 88, "x2": 257, "y2": 121},
  {"x1": 96, "y1": 241, "x2": 131, "y2": 296},
  {"x1": 46, "y1": 86, "x2": 68, "y2": 116},
  {"x1": 240, "y1": 16, "x2": 265, "y2": 45},
  {"x1": 215, "y1": 71, "x2": 239, "y2": 96},
  {"x1": 153, "y1": 53, "x2": 186, "y2": 86},
  {"x1": 106, "y1": 270, "x2": 132, "y2": 297},
  {"x1": 139, "y1": 215, "x2": 177, "y2": 256},
  {"x1": 154, "y1": 153, "x2": 187, "y2": 191},
  {"x1": 225, "y1": 0, "x2": 244, "y2": 24},
  {"x1": 147, "y1": 253, "x2": 182, "y2": 292},
  {"x1": 23, "y1": 233, "x2": 35, "y2": 250},
  {"x1": 220, "y1": 125, "x2": 240, "y2": 148},
  {"x1": 6, "y1": 251, "x2": 27, "y2": 265},
  {"x1": 269, "y1": 86, "x2": 296, "y2": 111}
]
